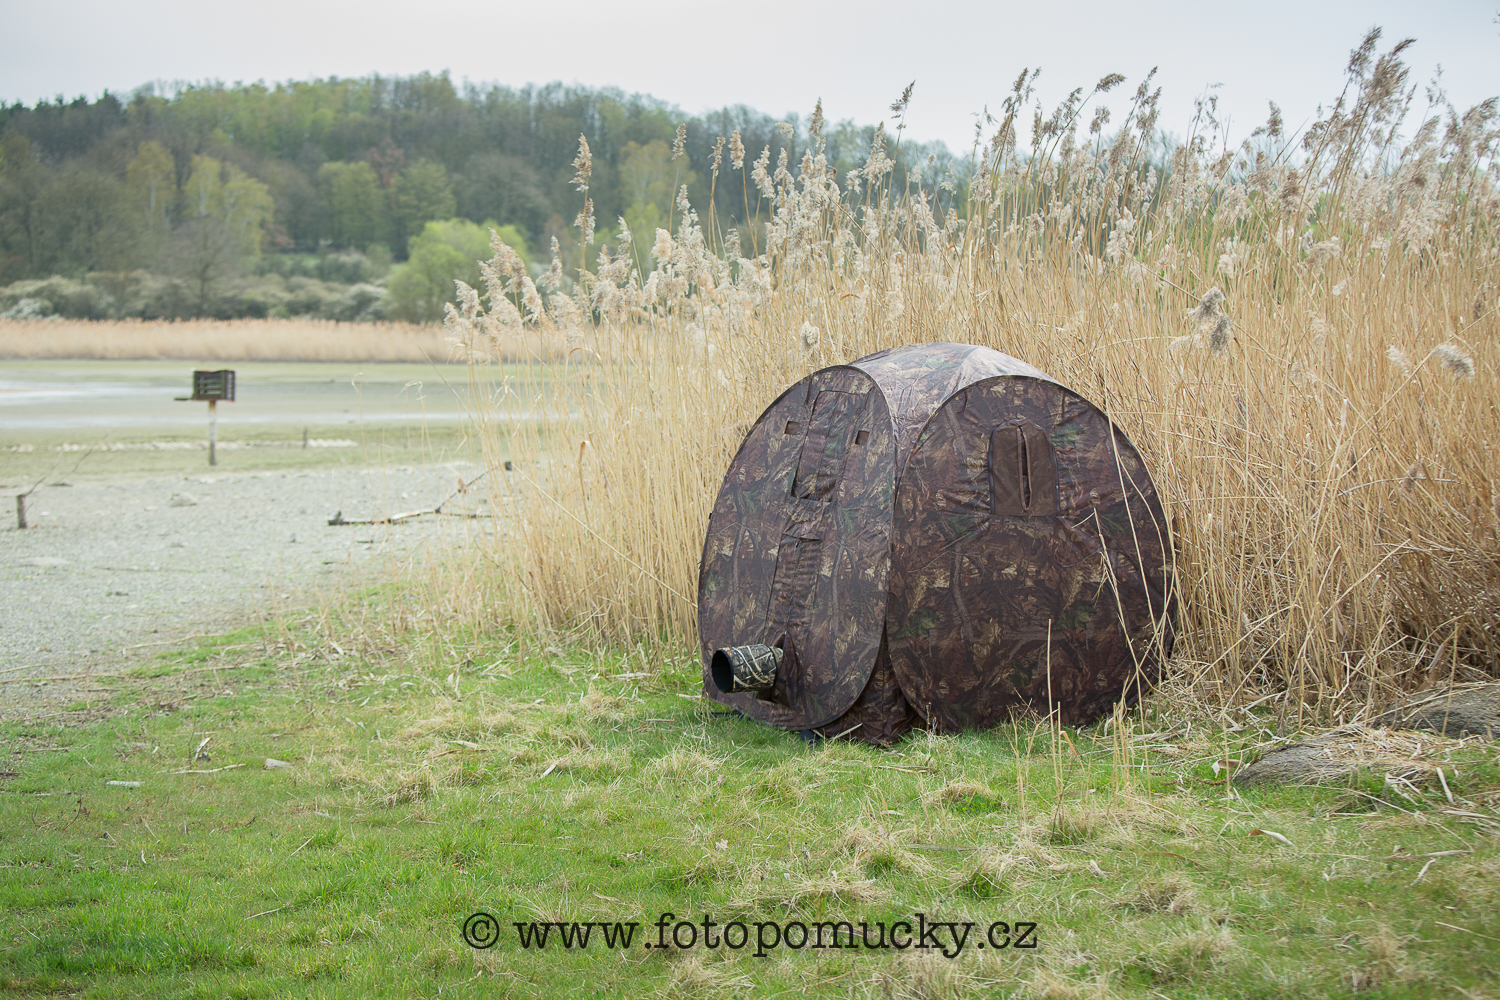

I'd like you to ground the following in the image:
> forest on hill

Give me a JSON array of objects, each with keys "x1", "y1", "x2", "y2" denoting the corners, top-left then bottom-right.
[{"x1": 0, "y1": 74, "x2": 949, "y2": 321}]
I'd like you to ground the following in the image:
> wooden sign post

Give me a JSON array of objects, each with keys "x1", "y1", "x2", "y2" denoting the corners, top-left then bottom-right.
[{"x1": 175, "y1": 370, "x2": 236, "y2": 466}]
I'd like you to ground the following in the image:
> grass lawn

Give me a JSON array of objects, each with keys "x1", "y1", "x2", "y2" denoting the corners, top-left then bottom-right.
[{"x1": 2, "y1": 623, "x2": 1498, "y2": 999}]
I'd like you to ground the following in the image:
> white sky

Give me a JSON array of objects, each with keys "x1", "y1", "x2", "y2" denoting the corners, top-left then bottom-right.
[{"x1": 3, "y1": 0, "x2": 1496, "y2": 153}]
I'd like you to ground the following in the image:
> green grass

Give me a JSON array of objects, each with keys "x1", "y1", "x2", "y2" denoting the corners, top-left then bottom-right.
[{"x1": 2, "y1": 627, "x2": 1498, "y2": 999}]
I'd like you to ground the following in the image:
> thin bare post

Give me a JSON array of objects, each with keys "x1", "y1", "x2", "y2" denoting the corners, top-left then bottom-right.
[
  {"x1": 208, "y1": 399, "x2": 217, "y2": 466},
  {"x1": 15, "y1": 447, "x2": 73, "y2": 531}
]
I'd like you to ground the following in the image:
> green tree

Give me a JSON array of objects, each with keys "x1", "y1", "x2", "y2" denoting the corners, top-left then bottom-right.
[
  {"x1": 182, "y1": 155, "x2": 273, "y2": 253},
  {"x1": 0, "y1": 133, "x2": 46, "y2": 282},
  {"x1": 164, "y1": 155, "x2": 273, "y2": 311},
  {"x1": 391, "y1": 159, "x2": 456, "y2": 253},
  {"x1": 0, "y1": 135, "x2": 137, "y2": 281},
  {"x1": 317, "y1": 161, "x2": 384, "y2": 248},
  {"x1": 259, "y1": 160, "x2": 318, "y2": 249},
  {"x1": 166, "y1": 215, "x2": 243, "y2": 315},
  {"x1": 459, "y1": 152, "x2": 550, "y2": 236},
  {"x1": 39, "y1": 165, "x2": 137, "y2": 275},
  {"x1": 126, "y1": 141, "x2": 176, "y2": 236},
  {"x1": 386, "y1": 218, "x2": 529, "y2": 322}
]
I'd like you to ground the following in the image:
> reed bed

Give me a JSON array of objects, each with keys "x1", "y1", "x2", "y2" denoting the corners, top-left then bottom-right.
[
  {"x1": 0, "y1": 317, "x2": 454, "y2": 362},
  {"x1": 396, "y1": 36, "x2": 1500, "y2": 722}
]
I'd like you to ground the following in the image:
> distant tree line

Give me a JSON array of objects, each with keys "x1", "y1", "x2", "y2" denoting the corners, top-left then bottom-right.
[{"x1": 0, "y1": 74, "x2": 951, "y2": 320}]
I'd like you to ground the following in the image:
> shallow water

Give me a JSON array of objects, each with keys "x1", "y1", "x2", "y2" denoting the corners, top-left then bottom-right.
[{"x1": 0, "y1": 359, "x2": 486, "y2": 431}]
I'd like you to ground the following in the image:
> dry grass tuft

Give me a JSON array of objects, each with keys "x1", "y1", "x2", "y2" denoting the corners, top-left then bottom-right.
[
  {"x1": 1344, "y1": 923, "x2": 1413, "y2": 992},
  {"x1": 839, "y1": 824, "x2": 936, "y2": 876},
  {"x1": 1119, "y1": 877, "x2": 1196, "y2": 916},
  {"x1": 660, "y1": 954, "x2": 752, "y2": 996},
  {"x1": 578, "y1": 689, "x2": 629, "y2": 723},
  {"x1": 729, "y1": 870, "x2": 888, "y2": 912},
  {"x1": 925, "y1": 781, "x2": 998, "y2": 807},
  {"x1": 645, "y1": 745, "x2": 726, "y2": 787},
  {"x1": 1140, "y1": 924, "x2": 1235, "y2": 982},
  {"x1": 380, "y1": 769, "x2": 433, "y2": 807},
  {"x1": 1044, "y1": 805, "x2": 1109, "y2": 845},
  {"x1": 956, "y1": 840, "x2": 1059, "y2": 897},
  {"x1": 1019, "y1": 968, "x2": 1115, "y2": 1000},
  {"x1": 863, "y1": 950, "x2": 975, "y2": 1000},
  {"x1": 1233, "y1": 724, "x2": 1467, "y2": 788}
]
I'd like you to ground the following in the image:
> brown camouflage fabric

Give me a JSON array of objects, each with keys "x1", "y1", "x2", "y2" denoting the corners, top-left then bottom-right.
[
  {"x1": 699, "y1": 343, "x2": 1174, "y2": 743},
  {"x1": 886, "y1": 375, "x2": 1175, "y2": 731}
]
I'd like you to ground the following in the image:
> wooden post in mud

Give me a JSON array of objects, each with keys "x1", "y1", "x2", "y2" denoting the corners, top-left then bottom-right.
[
  {"x1": 208, "y1": 399, "x2": 218, "y2": 466},
  {"x1": 15, "y1": 494, "x2": 26, "y2": 530}
]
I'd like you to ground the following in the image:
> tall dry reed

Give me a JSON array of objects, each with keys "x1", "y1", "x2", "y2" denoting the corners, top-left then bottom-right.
[{"x1": 440, "y1": 31, "x2": 1496, "y2": 721}]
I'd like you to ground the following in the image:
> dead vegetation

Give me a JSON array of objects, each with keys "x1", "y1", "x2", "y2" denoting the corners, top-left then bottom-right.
[
  {"x1": 0, "y1": 317, "x2": 452, "y2": 361},
  {"x1": 408, "y1": 33, "x2": 1500, "y2": 734},
  {"x1": 1233, "y1": 724, "x2": 1471, "y2": 787}
]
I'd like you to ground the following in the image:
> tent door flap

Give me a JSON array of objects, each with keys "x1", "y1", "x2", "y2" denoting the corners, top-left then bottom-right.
[{"x1": 790, "y1": 390, "x2": 866, "y2": 501}]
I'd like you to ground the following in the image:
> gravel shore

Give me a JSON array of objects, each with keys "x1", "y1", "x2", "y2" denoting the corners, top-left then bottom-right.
[{"x1": 2, "y1": 462, "x2": 493, "y2": 709}]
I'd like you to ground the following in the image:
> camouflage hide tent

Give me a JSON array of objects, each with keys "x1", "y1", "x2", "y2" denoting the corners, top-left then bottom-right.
[{"x1": 698, "y1": 343, "x2": 1175, "y2": 745}]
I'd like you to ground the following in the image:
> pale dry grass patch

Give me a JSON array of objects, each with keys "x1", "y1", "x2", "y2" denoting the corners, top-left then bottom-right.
[
  {"x1": 861, "y1": 950, "x2": 981, "y2": 1000},
  {"x1": 728, "y1": 867, "x2": 889, "y2": 912},
  {"x1": 645, "y1": 744, "x2": 727, "y2": 787},
  {"x1": 1344, "y1": 923, "x2": 1417, "y2": 992},
  {"x1": 840, "y1": 823, "x2": 938, "y2": 877},
  {"x1": 924, "y1": 781, "x2": 998, "y2": 807},
  {"x1": 379, "y1": 767, "x2": 434, "y2": 807},
  {"x1": 541, "y1": 746, "x2": 633, "y2": 780},
  {"x1": 661, "y1": 953, "x2": 753, "y2": 997},
  {"x1": 578, "y1": 689, "x2": 630, "y2": 723},
  {"x1": 1118, "y1": 877, "x2": 1197, "y2": 916},
  {"x1": 0, "y1": 317, "x2": 454, "y2": 361},
  {"x1": 1019, "y1": 970, "x2": 1117, "y2": 1000},
  {"x1": 1135, "y1": 923, "x2": 1236, "y2": 983},
  {"x1": 955, "y1": 838, "x2": 1064, "y2": 897}
]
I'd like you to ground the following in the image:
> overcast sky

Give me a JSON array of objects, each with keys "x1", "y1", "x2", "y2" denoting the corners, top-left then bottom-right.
[{"x1": 3, "y1": 0, "x2": 1495, "y2": 153}]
